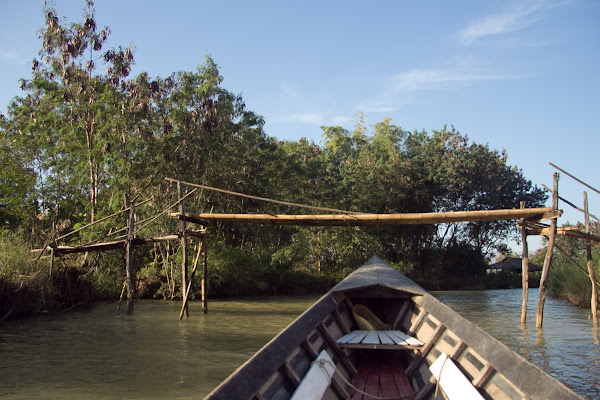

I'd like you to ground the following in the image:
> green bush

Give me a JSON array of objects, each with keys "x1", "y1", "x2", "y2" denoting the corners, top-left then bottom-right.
[
  {"x1": 0, "y1": 231, "x2": 55, "y2": 317},
  {"x1": 547, "y1": 252, "x2": 598, "y2": 308}
]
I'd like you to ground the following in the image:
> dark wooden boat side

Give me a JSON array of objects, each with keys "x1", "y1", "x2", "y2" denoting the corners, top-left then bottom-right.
[
  {"x1": 204, "y1": 291, "x2": 346, "y2": 400},
  {"x1": 205, "y1": 256, "x2": 583, "y2": 400},
  {"x1": 412, "y1": 293, "x2": 579, "y2": 399}
]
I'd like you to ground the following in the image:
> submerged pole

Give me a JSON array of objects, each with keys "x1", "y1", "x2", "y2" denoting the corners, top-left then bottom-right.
[
  {"x1": 202, "y1": 233, "x2": 208, "y2": 314},
  {"x1": 537, "y1": 173, "x2": 559, "y2": 329},
  {"x1": 520, "y1": 201, "x2": 529, "y2": 324}
]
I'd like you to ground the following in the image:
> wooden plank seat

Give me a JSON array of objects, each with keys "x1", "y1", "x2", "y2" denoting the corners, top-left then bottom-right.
[
  {"x1": 347, "y1": 355, "x2": 414, "y2": 400},
  {"x1": 337, "y1": 330, "x2": 424, "y2": 350}
]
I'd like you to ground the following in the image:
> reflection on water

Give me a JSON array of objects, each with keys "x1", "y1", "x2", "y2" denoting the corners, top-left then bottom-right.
[
  {"x1": 0, "y1": 297, "x2": 318, "y2": 399},
  {"x1": 1, "y1": 290, "x2": 599, "y2": 399},
  {"x1": 434, "y1": 288, "x2": 600, "y2": 399}
]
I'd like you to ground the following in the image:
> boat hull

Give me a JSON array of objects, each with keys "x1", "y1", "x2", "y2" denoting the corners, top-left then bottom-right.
[{"x1": 205, "y1": 256, "x2": 582, "y2": 400}]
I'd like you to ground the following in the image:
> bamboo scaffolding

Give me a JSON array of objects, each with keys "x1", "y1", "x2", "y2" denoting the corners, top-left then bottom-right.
[{"x1": 170, "y1": 207, "x2": 556, "y2": 227}]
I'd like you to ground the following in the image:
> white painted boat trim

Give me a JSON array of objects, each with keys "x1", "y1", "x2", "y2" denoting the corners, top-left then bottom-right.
[
  {"x1": 290, "y1": 350, "x2": 336, "y2": 400},
  {"x1": 429, "y1": 352, "x2": 484, "y2": 400}
]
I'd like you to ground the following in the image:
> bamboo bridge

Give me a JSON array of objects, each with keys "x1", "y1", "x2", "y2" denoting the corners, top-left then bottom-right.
[{"x1": 33, "y1": 163, "x2": 600, "y2": 328}]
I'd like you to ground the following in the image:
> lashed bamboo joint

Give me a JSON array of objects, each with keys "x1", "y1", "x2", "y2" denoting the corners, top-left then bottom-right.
[{"x1": 170, "y1": 207, "x2": 557, "y2": 227}]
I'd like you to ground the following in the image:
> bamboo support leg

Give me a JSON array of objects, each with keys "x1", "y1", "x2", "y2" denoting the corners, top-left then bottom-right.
[
  {"x1": 521, "y1": 202, "x2": 529, "y2": 324},
  {"x1": 537, "y1": 173, "x2": 559, "y2": 329},
  {"x1": 179, "y1": 241, "x2": 203, "y2": 319},
  {"x1": 201, "y1": 234, "x2": 207, "y2": 314}
]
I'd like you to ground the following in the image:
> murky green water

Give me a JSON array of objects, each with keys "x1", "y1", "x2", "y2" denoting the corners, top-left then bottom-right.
[
  {"x1": 434, "y1": 289, "x2": 600, "y2": 399},
  {"x1": 0, "y1": 290, "x2": 599, "y2": 399}
]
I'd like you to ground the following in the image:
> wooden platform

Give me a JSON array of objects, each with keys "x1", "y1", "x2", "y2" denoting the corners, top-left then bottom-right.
[
  {"x1": 347, "y1": 355, "x2": 414, "y2": 400},
  {"x1": 337, "y1": 330, "x2": 424, "y2": 350}
]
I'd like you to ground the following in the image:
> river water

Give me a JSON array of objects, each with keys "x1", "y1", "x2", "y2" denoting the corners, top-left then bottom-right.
[{"x1": 0, "y1": 290, "x2": 598, "y2": 399}]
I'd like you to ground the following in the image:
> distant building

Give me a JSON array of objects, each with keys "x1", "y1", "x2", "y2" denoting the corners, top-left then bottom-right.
[{"x1": 487, "y1": 257, "x2": 542, "y2": 274}]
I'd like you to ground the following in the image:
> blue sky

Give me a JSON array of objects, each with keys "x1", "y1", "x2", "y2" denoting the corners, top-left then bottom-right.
[{"x1": 1, "y1": 0, "x2": 599, "y2": 252}]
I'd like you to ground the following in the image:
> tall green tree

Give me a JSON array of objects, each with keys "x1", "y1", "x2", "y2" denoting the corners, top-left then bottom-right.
[{"x1": 7, "y1": 1, "x2": 134, "y2": 224}]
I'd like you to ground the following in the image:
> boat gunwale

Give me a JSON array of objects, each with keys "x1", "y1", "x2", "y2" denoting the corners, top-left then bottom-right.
[
  {"x1": 204, "y1": 291, "x2": 342, "y2": 400},
  {"x1": 413, "y1": 293, "x2": 582, "y2": 400}
]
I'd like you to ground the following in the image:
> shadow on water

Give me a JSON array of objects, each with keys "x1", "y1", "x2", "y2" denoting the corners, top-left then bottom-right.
[{"x1": 434, "y1": 288, "x2": 600, "y2": 399}]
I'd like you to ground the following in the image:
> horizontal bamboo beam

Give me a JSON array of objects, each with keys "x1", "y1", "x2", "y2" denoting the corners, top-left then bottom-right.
[
  {"x1": 538, "y1": 227, "x2": 600, "y2": 243},
  {"x1": 170, "y1": 207, "x2": 556, "y2": 227},
  {"x1": 32, "y1": 234, "x2": 194, "y2": 255}
]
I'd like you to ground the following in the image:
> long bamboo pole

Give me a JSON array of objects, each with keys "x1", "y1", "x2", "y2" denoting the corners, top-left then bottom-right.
[
  {"x1": 585, "y1": 192, "x2": 598, "y2": 324},
  {"x1": 171, "y1": 207, "x2": 555, "y2": 227},
  {"x1": 542, "y1": 184, "x2": 600, "y2": 223},
  {"x1": 520, "y1": 201, "x2": 529, "y2": 324},
  {"x1": 550, "y1": 163, "x2": 600, "y2": 197},
  {"x1": 164, "y1": 177, "x2": 362, "y2": 215},
  {"x1": 537, "y1": 173, "x2": 559, "y2": 329}
]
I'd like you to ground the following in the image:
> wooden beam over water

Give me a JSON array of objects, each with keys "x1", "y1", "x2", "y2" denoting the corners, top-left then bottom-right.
[{"x1": 170, "y1": 207, "x2": 556, "y2": 227}]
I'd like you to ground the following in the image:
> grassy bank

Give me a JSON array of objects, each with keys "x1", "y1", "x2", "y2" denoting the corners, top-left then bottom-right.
[
  {"x1": 0, "y1": 231, "x2": 124, "y2": 320},
  {"x1": 547, "y1": 248, "x2": 600, "y2": 309}
]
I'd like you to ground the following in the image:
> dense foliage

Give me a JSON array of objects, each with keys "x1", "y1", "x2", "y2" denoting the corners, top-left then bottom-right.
[{"x1": 0, "y1": 2, "x2": 547, "y2": 317}]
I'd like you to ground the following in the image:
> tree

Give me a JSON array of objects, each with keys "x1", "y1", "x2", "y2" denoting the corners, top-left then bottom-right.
[
  {"x1": 7, "y1": 1, "x2": 134, "y2": 224},
  {"x1": 0, "y1": 116, "x2": 36, "y2": 229}
]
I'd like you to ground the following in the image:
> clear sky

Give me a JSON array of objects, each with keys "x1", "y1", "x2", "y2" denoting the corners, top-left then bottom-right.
[{"x1": 1, "y1": 0, "x2": 599, "y2": 253}]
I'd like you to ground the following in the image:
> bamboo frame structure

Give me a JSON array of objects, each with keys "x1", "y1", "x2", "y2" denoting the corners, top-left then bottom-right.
[{"x1": 29, "y1": 166, "x2": 598, "y2": 325}]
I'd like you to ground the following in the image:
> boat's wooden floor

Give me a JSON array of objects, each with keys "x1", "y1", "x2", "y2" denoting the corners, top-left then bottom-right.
[{"x1": 347, "y1": 354, "x2": 413, "y2": 400}]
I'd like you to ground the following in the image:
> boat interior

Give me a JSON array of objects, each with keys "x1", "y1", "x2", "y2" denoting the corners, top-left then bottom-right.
[{"x1": 251, "y1": 289, "x2": 568, "y2": 400}]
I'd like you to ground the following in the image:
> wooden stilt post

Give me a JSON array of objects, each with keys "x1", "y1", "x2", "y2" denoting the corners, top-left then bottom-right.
[
  {"x1": 201, "y1": 232, "x2": 208, "y2": 314},
  {"x1": 50, "y1": 221, "x2": 55, "y2": 276},
  {"x1": 178, "y1": 181, "x2": 189, "y2": 318},
  {"x1": 520, "y1": 201, "x2": 529, "y2": 324},
  {"x1": 584, "y1": 192, "x2": 598, "y2": 325},
  {"x1": 125, "y1": 195, "x2": 135, "y2": 314},
  {"x1": 50, "y1": 247, "x2": 55, "y2": 276},
  {"x1": 179, "y1": 242, "x2": 203, "y2": 319},
  {"x1": 537, "y1": 173, "x2": 559, "y2": 329}
]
